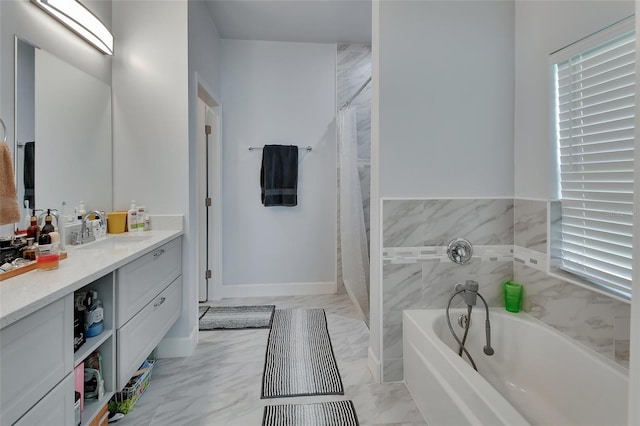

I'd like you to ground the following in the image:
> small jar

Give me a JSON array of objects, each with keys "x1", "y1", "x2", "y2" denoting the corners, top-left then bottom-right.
[{"x1": 36, "y1": 242, "x2": 60, "y2": 270}]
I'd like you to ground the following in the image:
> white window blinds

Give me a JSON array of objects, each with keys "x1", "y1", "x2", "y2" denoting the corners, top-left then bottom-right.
[{"x1": 552, "y1": 19, "x2": 635, "y2": 298}]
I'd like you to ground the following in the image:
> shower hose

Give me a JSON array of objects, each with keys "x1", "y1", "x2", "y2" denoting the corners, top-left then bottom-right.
[{"x1": 445, "y1": 289, "x2": 492, "y2": 372}]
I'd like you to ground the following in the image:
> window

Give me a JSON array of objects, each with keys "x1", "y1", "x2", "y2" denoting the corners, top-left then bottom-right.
[{"x1": 551, "y1": 17, "x2": 635, "y2": 299}]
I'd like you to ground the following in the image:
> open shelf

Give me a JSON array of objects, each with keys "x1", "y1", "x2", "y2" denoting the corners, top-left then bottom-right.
[
  {"x1": 81, "y1": 391, "x2": 114, "y2": 426},
  {"x1": 74, "y1": 330, "x2": 113, "y2": 368}
]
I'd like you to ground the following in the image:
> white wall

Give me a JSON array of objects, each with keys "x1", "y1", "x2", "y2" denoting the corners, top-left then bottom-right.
[
  {"x1": 112, "y1": 1, "x2": 193, "y2": 353},
  {"x1": 370, "y1": 0, "x2": 515, "y2": 377},
  {"x1": 378, "y1": 0, "x2": 515, "y2": 199},
  {"x1": 221, "y1": 39, "x2": 337, "y2": 290},
  {"x1": 187, "y1": 1, "x2": 222, "y2": 300},
  {"x1": 514, "y1": 0, "x2": 634, "y2": 198}
]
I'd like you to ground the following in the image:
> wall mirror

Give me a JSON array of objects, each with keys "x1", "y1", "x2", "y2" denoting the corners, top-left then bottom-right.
[{"x1": 14, "y1": 36, "x2": 112, "y2": 229}]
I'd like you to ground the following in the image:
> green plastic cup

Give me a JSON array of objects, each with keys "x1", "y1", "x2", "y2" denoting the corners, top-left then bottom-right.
[{"x1": 503, "y1": 281, "x2": 523, "y2": 313}]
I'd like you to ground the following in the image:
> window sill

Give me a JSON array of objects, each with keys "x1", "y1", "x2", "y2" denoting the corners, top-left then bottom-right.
[{"x1": 548, "y1": 266, "x2": 631, "y2": 304}]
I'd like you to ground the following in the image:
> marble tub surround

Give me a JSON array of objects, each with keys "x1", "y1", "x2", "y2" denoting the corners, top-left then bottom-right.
[
  {"x1": 383, "y1": 198, "x2": 514, "y2": 248},
  {"x1": 0, "y1": 228, "x2": 183, "y2": 329},
  {"x1": 381, "y1": 198, "x2": 515, "y2": 382},
  {"x1": 382, "y1": 260, "x2": 513, "y2": 382},
  {"x1": 512, "y1": 198, "x2": 631, "y2": 368},
  {"x1": 514, "y1": 199, "x2": 547, "y2": 253},
  {"x1": 514, "y1": 262, "x2": 630, "y2": 366}
]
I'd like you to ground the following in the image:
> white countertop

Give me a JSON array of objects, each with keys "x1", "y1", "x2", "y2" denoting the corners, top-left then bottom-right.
[{"x1": 0, "y1": 230, "x2": 183, "y2": 329}]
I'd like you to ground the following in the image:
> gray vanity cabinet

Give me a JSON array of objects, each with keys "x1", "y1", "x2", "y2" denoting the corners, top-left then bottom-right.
[
  {"x1": 0, "y1": 296, "x2": 74, "y2": 425},
  {"x1": 115, "y1": 237, "x2": 183, "y2": 388},
  {"x1": 0, "y1": 234, "x2": 183, "y2": 425}
]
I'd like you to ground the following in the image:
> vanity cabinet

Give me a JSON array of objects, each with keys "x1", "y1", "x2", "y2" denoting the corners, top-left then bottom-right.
[
  {"x1": 115, "y1": 237, "x2": 182, "y2": 328},
  {"x1": 0, "y1": 234, "x2": 183, "y2": 425},
  {"x1": 74, "y1": 273, "x2": 116, "y2": 425},
  {"x1": 14, "y1": 374, "x2": 75, "y2": 426},
  {"x1": 115, "y1": 238, "x2": 182, "y2": 388},
  {"x1": 0, "y1": 295, "x2": 74, "y2": 425}
]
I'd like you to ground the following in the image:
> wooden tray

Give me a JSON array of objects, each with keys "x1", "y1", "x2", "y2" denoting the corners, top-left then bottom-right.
[{"x1": 0, "y1": 251, "x2": 68, "y2": 282}]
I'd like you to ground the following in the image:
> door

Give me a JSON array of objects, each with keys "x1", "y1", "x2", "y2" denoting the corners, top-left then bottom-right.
[{"x1": 197, "y1": 95, "x2": 222, "y2": 302}]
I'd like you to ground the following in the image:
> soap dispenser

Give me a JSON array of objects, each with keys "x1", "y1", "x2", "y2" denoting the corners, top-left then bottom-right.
[
  {"x1": 42, "y1": 209, "x2": 55, "y2": 234},
  {"x1": 27, "y1": 211, "x2": 40, "y2": 241}
]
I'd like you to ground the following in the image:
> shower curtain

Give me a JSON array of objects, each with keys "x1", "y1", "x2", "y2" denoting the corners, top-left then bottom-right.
[{"x1": 338, "y1": 106, "x2": 370, "y2": 323}]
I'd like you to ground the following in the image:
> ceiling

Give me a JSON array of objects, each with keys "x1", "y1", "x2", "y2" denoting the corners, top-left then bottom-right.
[{"x1": 205, "y1": 0, "x2": 372, "y2": 44}]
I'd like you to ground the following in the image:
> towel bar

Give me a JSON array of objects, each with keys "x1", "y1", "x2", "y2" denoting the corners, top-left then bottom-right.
[{"x1": 248, "y1": 146, "x2": 312, "y2": 152}]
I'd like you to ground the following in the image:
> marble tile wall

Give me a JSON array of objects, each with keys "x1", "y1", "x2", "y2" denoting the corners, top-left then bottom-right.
[
  {"x1": 381, "y1": 198, "x2": 514, "y2": 382},
  {"x1": 381, "y1": 197, "x2": 631, "y2": 382},
  {"x1": 336, "y1": 44, "x2": 372, "y2": 293},
  {"x1": 513, "y1": 199, "x2": 630, "y2": 367}
]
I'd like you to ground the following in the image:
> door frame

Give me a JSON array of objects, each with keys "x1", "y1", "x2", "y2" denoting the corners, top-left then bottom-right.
[{"x1": 195, "y1": 73, "x2": 222, "y2": 301}]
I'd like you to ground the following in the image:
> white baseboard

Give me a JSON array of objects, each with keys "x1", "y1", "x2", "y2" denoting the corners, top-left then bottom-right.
[
  {"x1": 368, "y1": 347, "x2": 381, "y2": 383},
  {"x1": 156, "y1": 325, "x2": 197, "y2": 358},
  {"x1": 220, "y1": 281, "x2": 337, "y2": 298}
]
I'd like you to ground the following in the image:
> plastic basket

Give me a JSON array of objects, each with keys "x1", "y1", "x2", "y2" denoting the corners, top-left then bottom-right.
[{"x1": 108, "y1": 351, "x2": 156, "y2": 414}]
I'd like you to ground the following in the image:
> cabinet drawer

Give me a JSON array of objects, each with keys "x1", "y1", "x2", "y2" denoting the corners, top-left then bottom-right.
[
  {"x1": 14, "y1": 373, "x2": 75, "y2": 426},
  {"x1": 116, "y1": 237, "x2": 181, "y2": 327},
  {"x1": 117, "y1": 276, "x2": 182, "y2": 388},
  {"x1": 0, "y1": 295, "x2": 73, "y2": 426}
]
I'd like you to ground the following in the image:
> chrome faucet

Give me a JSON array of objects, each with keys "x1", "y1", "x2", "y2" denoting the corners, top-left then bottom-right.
[{"x1": 78, "y1": 210, "x2": 105, "y2": 244}]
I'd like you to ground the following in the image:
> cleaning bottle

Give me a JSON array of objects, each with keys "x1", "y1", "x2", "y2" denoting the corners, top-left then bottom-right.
[
  {"x1": 84, "y1": 291, "x2": 104, "y2": 338},
  {"x1": 127, "y1": 201, "x2": 138, "y2": 232}
]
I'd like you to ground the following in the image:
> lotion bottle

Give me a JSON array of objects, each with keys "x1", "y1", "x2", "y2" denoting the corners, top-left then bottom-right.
[{"x1": 127, "y1": 201, "x2": 138, "y2": 232}]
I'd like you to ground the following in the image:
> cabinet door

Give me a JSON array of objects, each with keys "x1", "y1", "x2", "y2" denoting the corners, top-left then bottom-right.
[
  {"x1": 117, "y1": 276, "x2": 182, "y2": 388},
  {"x1": 116, "y1": 237, "x2": 182, "y2": 327},
  {"x1": 0, "y1": 296, "x2": 73, "y2": 425},
  {"x1": 14, "y1": 373, "x2": 75, "y2": 426}
]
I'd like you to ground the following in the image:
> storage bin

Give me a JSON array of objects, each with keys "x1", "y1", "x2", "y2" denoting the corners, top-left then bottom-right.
[
  {"x1": 108, "y1": 351, "x2": 156, "y2": 414},
  {"x1": 106, "y1": 212, "x2": 127, "y2": 234}
]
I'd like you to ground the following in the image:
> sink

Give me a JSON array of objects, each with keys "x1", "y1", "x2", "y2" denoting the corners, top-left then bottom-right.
[{"x1": 75, "y1": 235, "x2": 152, "y2": 251}]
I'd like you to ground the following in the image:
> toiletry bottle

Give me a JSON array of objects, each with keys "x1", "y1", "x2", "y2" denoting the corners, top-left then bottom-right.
[
  {"x1": 84, "y1": 291, "x2": 104, "y2": 338},
  {"x1": 42, "y1": 209, "x2": 55, "y2": 234},
  {"x1": 27, "y1": 213, "x2": 40, "y2": 240},
  {"x1": 127, "y1": 201, "x2": 138, "y2": 232},
  {"x1": 137, "y1": 206, "x2": 146, "y2": 232},
  {"x1": 78, "y1": 201, "x2": 86, "y2": 221}
]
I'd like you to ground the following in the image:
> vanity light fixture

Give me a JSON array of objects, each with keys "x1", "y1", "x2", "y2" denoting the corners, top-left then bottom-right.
[{"x1": 31, "y1": 0, "x2": 113, "y2": 55}]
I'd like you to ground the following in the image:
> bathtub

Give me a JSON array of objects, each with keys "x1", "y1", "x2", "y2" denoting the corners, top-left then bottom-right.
[{"x1": 403, "y1": 308, "x2": 629, "y2": 426}]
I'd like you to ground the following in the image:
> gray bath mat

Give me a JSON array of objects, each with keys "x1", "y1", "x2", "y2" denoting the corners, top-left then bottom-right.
[
  {"x1": 199, "y1": 305, "x2": 275, "y2": 330},
  {"x1": 261, "y1": 309, "x2": 344, "y2": 398},
  {"x1": 262, "y1": 401, "x2": 359, "y2": 426}
]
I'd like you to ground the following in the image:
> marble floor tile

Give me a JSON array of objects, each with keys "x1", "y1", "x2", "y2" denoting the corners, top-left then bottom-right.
[{"x1": 118, "y1": 294, "x2": 426, "y2": 426}]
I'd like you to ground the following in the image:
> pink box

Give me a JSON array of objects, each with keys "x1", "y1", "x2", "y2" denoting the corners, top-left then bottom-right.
[{"x1": 74, "y1": 362, "x2": 84, "y2": 411}]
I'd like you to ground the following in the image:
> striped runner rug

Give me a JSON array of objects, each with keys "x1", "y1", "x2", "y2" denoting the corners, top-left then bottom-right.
[
  {"x1": 262, "y1": 401, "x2": 359, "y2": 426},
  {"x1": 261, "y1": 309, "x2": 344, "y2": 398},
  {"x1": 199, "y1": 305, "x2": 275, "y2": 330}
]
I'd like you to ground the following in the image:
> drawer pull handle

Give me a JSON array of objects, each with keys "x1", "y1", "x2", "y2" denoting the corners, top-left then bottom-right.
[
  {"x1": 153, "y1": 248, "x2": 166, "y2": 258},
  {"x1": 154, "y1": 297, "x2": 166, "y2": 307}
]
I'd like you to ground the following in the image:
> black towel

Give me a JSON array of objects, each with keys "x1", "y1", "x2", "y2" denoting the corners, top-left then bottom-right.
[
  {"x1": 23, "y1": 141, "x2": 35, "y2": 209},
  {"x1": 260, "y1": 145, "x2": 298, "y2": 207}
]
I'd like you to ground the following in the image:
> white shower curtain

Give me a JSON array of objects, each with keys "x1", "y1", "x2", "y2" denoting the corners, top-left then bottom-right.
[{"x1": 338, "y1": 106, "x2": 370, "y2": 323}]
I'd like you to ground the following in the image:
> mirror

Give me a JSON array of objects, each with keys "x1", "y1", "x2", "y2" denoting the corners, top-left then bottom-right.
[{"x1": 14, "y1": 37, "x2": 112, "y2": 229}]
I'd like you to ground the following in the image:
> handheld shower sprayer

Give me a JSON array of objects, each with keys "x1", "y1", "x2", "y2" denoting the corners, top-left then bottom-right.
[{"x1": 446, "y1": 280, "x2": 495, "y2": 372}]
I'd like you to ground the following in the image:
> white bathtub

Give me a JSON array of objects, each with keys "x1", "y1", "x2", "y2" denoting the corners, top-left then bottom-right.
[{"x1": 403, "y1": 308, "x2": 629, "y2": 426}]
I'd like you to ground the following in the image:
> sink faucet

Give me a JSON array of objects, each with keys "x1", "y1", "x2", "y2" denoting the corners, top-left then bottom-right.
[{"x1": 78, "y1": 211, "x2": 105, "y2": 244}]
